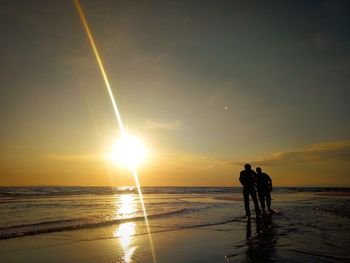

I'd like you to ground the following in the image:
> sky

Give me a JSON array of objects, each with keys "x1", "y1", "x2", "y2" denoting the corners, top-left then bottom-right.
[{"x1": 1, "y1": 0, "x2": 349, "y2": 186}]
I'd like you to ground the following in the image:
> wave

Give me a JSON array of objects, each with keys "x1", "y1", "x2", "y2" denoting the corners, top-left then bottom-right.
[
  {"x1": 0, "y1": 204, "x2": 215, "y2": 240},
  {"x1": 81, "y1": 215, "x2": 249, "y2": 243},
  {"x1": 0, "y1": 210, "x2": 180, "y2": 240}
]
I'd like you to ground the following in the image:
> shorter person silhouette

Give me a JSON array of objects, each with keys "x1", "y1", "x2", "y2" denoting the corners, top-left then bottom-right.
[
  {"x1": 239, "y1": 164, "x2": 260, "y2": 218},
  {"x1": 256, "y1": 167, "x2": 272, "y2": 212}
]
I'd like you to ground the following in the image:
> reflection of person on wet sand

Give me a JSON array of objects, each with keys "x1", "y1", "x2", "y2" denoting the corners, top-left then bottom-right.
[
  {"x1": 239, "y1": 164, "x2": 260, "y2": 218},
  {"x1": 256, "y1": 167, "x2": 273, "y2": 213},
  {"x1": 245, "y1": 213, "x2": 277, "y2": 262}
]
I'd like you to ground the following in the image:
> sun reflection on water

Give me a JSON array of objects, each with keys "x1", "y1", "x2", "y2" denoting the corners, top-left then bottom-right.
[
  {"x1": 116, "y1": 194, "x2": 137, "y2": 217},
  {"x1": 114, "y1": 194, "x2": 138, "y2": 262}
]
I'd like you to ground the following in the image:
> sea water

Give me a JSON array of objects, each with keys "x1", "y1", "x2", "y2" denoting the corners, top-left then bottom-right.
[{"x1": 0, "y1": 187, "x2": 349, "y2": 262}]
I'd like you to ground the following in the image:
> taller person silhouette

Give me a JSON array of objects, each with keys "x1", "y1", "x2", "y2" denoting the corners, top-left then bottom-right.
[{"x1": 239, "y1": 164, "x2": 260, "y2": 218}]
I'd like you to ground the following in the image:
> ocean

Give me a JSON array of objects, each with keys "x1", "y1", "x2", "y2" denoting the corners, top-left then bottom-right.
[{"x1": 0, "y1": 186, "x2": 349, "y2": 262}]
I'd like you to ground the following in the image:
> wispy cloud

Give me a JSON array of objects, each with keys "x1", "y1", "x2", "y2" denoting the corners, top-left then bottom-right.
[
  {"x1": 151, "y1": 152, "x2": 226, "y2": 170},
  {"x1": 45, "y1": 153, "x2": 106, "y2": 162},
  {"x1": 229, "y1": 140, "x2": 350, "y2": 166},
  {"x1": 144, "y1": 119, "x2": 183, "y2": 131}
]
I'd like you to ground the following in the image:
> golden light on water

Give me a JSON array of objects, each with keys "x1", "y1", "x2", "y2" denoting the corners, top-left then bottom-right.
[
  {"x1": 117, "y1": 194, "x2": 136, "y2": 216},
  {"x1": 114, "y1": 194, "x2": 137, "y2": 262},
  {"x1": 73, "y1": 1, "x2": 156, "y2": 262}
]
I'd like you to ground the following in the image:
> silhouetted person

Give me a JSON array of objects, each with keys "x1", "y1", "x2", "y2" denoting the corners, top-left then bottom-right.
[
  {"x1": 239, "y1": 164, "x2": 260, "y2": 218},
  {"x1": 256, "y1": 167, "x2": 272, "y2": 212}
]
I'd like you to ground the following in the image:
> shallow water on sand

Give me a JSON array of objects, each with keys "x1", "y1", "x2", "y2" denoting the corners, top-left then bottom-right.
[{"x1": 225, "y1": 197, "x2": 350, "y2": 263}]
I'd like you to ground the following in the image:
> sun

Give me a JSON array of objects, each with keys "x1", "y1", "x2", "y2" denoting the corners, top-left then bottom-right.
[{"x1": 108, "y1": 134, "x2": 148, "y2": 170}]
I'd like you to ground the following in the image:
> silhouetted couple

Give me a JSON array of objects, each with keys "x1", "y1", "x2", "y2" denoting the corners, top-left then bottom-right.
[{"x1": 239, "y1": 164, "x2": 272, "y2": 218}]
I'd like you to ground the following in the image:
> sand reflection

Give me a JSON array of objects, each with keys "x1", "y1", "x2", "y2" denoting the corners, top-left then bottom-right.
[
  {"x1": 115, "y1": 222, "x2": 136, "y2": 262},
  {"x1": 245, "y1": 215, "x2": 277, "y2": 262}
]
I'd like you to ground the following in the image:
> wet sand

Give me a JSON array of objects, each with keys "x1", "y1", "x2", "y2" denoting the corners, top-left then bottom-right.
[
  {"x1": 0, "y1": 223, "x2": 246, "y2": 263},
  {"x1": 214, "y1": 195, "x2": 244, "y2": 201},
  {"x1": 316, "y1": 192, "x2": 350, "y2": 196}
]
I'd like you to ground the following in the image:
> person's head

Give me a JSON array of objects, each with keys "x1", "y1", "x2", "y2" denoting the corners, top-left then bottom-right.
[
  {"x1": 244, "y1": 163, "x2": 251, "y2": 170},
  {"x1": 256, "y1": 167, "x2": 262, "y2": 173}
]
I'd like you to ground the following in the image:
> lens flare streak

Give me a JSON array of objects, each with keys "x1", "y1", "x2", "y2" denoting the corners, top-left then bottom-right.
[
  {"x1": 73, "y1": 1, "x2": 156, "y2": 262},
  {"x1": 73, "y1": 0, "x2": 125, "y2": 135}
]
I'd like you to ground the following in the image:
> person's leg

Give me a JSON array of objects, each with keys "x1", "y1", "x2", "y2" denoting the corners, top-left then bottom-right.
[
  {"x1": 266, "y1": 191, "x2": 271, "y2": 210},
  {"x1": 258, "y1": 191, "x2": 265, "y2": 211},
  {"x1": 243, "y1": 189, "x2": 251, "y2": 217},
  {"x1": 250, "y1": 189, "x2": 260, "y2": 216}
]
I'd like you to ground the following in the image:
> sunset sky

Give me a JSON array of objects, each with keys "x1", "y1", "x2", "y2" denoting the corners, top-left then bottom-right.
[{"x1": 1, "y1": 0, "x2": 349, "y2": 186}]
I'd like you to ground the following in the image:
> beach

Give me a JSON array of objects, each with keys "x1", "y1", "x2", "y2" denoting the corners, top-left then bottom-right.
[
  {"x1": 2, "y1": 1, "x2": 350, "y2": 262},
  {"x1": 0, "y1": 187, "x2": 349, "y2": 263}
]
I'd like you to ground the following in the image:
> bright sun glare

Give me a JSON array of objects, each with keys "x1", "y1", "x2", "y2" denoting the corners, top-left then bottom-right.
[{"x1": 108, "y1": 134, "x2": 148, "y2": 169}]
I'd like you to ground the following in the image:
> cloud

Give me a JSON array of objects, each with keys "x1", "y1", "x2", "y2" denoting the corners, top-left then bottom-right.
[
  {"x1": 144, "y1": 119, "x2": 182, "y2": 131},
  {"x1": 229, "y1": 140, "x2": 350, "y2": 166}
]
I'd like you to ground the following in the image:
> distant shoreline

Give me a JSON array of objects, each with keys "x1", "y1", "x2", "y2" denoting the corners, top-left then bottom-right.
[{"x1": 1, "y1": 185, "x2": 350, "y2": 189}]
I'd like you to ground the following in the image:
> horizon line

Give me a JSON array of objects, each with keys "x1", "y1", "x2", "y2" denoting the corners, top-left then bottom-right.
[{"x1": 1, "y1": 185, "x2": 350, "y2": 188}]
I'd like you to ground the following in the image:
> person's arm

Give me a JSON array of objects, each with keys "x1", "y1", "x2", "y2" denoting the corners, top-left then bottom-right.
[
  {"x1": 253, "y1": 171, "x2": 258, "y2": 188},
  {"x1": 239, "y1": 171, "x2": 244, "y2": 186}
]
